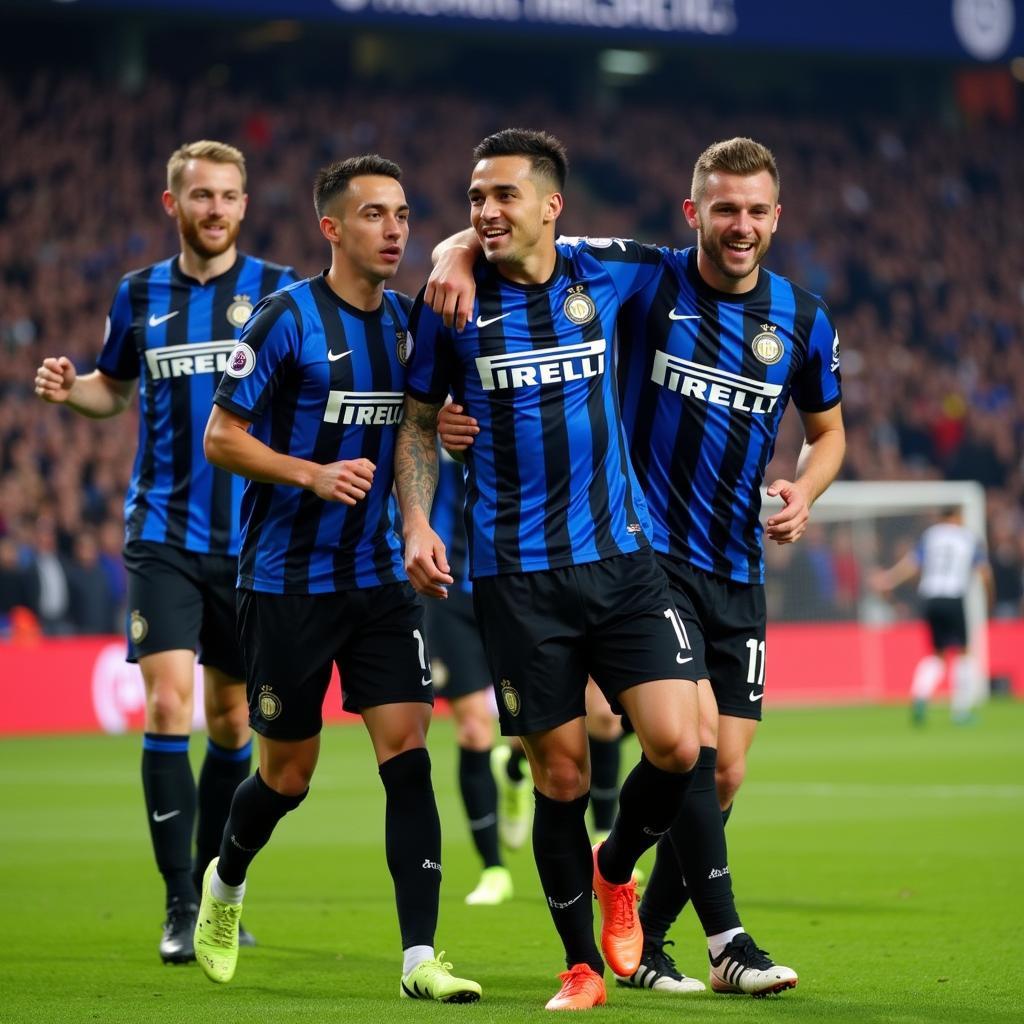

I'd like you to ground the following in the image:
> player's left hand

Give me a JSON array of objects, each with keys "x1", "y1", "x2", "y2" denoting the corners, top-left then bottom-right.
[
  {"x1": 438, "y1": 402, "x2": 478, "y2": 452},
  {"x1": 425, "y1": 247, "x2": 477, "y2": 331},
  {"x1": 404, "y1": 522, "x2": 454, "y2": 600},
  {"x1": 764, "y1": 478, "x2": 812, "y2": 545}
]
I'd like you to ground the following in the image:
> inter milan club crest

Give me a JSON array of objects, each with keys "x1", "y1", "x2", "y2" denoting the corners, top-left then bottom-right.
[
  {"x1": 395, "y1": 330, "x2": 412, "y2": 366},
  {"x1": 258, "y1": 685, "x2": 282, "y2": 721},
  {"x1": 500, "y1": 679, "x2": 521, "y2": 717},
  {"x1": 751, "y1": 323, "x2": 784, "y2": 365},
  {"x1": 129, "y1": 610, "x2": 148, "y2": 644},
  {"x1": 563, "y1": 284, "x2": 596, "y2": 325},
  {"x1": 226, "y1": 294, "x2": 254, "y2": 329}
]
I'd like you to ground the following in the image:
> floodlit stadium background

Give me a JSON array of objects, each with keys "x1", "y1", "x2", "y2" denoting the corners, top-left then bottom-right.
[{"x1": 1, "y1": 0, "x2": 1023, "y2": 723}]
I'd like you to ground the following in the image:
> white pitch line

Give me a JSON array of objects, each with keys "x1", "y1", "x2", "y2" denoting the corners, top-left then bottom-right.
[{"x1": 747, "y1": 782, "x2": 1024, "y2": 800}]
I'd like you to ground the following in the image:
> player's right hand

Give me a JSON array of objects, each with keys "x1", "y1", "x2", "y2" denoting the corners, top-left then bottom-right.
[
  {"x1": 34, "y1": 356, "x2": 76, "y2": 403},
  {"x1": 425, "y1": 248, "x2": 478, "y2": 331},
  {"x1": 312, "y1": 458, "x2": 375, "y2": 505},
  {"x1": 403, "y1": 522, "x2": 454, "y2": 599},
  {"x1": 438, "y1": 403, "x2": 479, "y2": 452}
]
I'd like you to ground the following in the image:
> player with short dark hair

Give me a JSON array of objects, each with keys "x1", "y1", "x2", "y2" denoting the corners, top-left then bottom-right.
[
  {"x1": 396, "y1": 128, "x2": 702, "y2": 1011},
  {"x1": 195, "y1": 155, "x2": 480, "y2": 1003},
  {"x1": 34, "y1": 139, "x2": 294, "y2": 963},
  {"x1": 434, "y1": 135, "x2": 845, "y2": 997}
]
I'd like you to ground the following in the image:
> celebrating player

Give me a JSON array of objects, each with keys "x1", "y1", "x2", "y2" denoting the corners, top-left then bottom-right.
[
  {"x1": 195, "y1": 155, "x2": 480, "y2": 1002},
  {"x1": 435, "y1": 136, "x2": 846, "y2": 996},
  {"x1": 34, "y1": 140, "x2": 294, "y2": 963},
  {"x1": 395, "y1": 129, "x2": 702, "y2": 1011}
]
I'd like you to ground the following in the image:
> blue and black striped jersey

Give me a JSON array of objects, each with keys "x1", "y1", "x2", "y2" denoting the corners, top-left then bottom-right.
[
  {"x1": 618, "y1": 247, "x2": 842, "y2": 585},
  {"x1": 406, "y1": 238, "x2": 663, "y2": 579},
  {"x1": 430, "y1": 452, "x2": 472, "y2": 595},
  {"x1": 98, "y1": 253, "x2": 295, "y2": 556},
  {"x1": 214, "y1": 272, "x2": 412, "y2": 595}
]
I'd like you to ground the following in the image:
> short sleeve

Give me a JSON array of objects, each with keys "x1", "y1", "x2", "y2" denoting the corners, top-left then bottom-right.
[
  {"x1": 95, "y1": 277, "x2": 139, "y2": 381},
  {"x1": 791, "y1": 301, "x2": 842, "y2": 413},
  {"x1": 557, "y1": 236, "x2": 665, "y2": 303},
  {"x1": 214, "y1": 292, "x2": 301, "y2": 422},
  {"x1": 405, "y1": 290, "x2": 454, "y2": 405}
]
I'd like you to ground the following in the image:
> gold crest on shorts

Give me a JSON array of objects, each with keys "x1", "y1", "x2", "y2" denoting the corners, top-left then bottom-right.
[
  {"x1": 129, "y1": 610, "x2": 148, "y2": 644},
  {"x1": 258, "y1": 685, "x2": 282, "y2": 721},
  {"x1": 500, "y1": 678, "x2": 521, "y2": 716},
  {"x1": 226, "y1": 294, "x2": 254, "y2": 329}
]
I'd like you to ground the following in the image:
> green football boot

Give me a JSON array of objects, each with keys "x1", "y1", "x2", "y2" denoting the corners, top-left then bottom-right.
[
  {"x1": 193, "y1": 858, "x2": 242, "y2": 984},
  {"x1": 400, "y1": 952, "x2": 482, "y2": 1003}
]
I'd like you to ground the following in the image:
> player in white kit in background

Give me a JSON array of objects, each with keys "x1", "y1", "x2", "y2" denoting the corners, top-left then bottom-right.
[{"x1": 873, "y1": 508, "x2": 994, "y2": 724}]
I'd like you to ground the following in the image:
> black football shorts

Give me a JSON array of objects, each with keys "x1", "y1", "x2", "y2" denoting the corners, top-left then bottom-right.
[
  {"x1": 472, "y1": 549, "x2": 701, "y2": 736},
  {"x1": 123, "y1": 540, "x2": 244, "y2": 679},
  {"x1": 237, "y1": 581, "x2": 432, "y2": 740}
]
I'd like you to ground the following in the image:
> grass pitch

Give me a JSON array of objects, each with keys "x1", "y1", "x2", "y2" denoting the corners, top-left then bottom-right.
[{"x1": 2, "y1": 701, "x2": 1021, "y2": 1023}]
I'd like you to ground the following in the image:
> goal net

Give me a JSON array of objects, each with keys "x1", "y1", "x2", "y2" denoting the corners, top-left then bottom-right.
[{"x1": 759, "y1": 480, "x2": 988, "y2": 706}]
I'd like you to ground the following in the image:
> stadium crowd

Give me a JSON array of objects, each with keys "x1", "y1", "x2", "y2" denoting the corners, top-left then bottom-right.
[{"x1": 1, "y1": 70, "x2": 1022, "y2": 634}]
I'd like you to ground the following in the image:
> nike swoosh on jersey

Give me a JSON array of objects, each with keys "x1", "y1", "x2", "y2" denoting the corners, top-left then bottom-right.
[
  {"x1": 152, "y1": 809, "x2": 181, "y2": 822},
  {"x1": 668, "y1": 311, "x2": 701, "y2": 321},
  {"x1": 421, "y1": 675, "x2": 432, "y2": 686},
  {"x1": 148, "y1": 311, "x2": 180, "y2": 327},
  {"x1": 327, "y1": 349, "x2": 353, "y2": 362},
  {"x1": 676, "y1": 654, "x2": 693, "y2": 665},
  {"x1": 476, "y1": 312, "x2": 512, "y2": 328},
  {"x1": 748, "y1": 692, "x2": 764, "y2": 701}
]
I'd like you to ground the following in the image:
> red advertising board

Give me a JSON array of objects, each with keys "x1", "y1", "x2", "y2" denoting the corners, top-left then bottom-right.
[{"x1": 1, "y1": 622, "x2": 1021, "y2": 736}]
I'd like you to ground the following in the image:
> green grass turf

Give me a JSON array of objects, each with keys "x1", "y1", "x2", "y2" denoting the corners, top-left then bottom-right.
[{"x1": 2, "y1": 701, "x2": 1022, "y2": 1023}]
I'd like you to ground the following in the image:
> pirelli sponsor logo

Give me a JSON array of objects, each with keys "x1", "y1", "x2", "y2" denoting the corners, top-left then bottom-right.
[
  {"x1": 651, "y1": 351, "x2": 782, "y2": 415},
  {"x1": 323, "y1": 391, "x2": 404, "y2": 426},
  {"x1": 475, "y1": 339, "x2": 606, "y2": 391},
  {"x1": 145, "y1": 340, "x2": 238, "y2": 380}
]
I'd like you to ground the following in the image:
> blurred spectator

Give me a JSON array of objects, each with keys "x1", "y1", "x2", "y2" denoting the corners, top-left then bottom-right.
[
  {"x1": 29, "y1": 519, "x2": 73, "y2": 635},
  {"x1": 66, "y1": 530, "x2": 117, "y2": 633},
  {"x1": 0, "y1": 535, "x2": 39, "y2": 633},
  {"x1": 989, "y1": 521, "x2": 1024, "y2": 620},
  {"x1": 0, "y1": 67, "x2": 1022, "y2": 630}
]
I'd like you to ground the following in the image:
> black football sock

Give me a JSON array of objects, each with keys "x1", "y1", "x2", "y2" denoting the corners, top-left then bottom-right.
[
  {"x1": 506, "y1": 747, "x2": 527, "y2": 783},
  {"x1": 216, "y1": 770, "x2": 306, "y2": 886},
  {"x1": 459, "y1": 746, "x2": 502, "y2": 869},
  {"x1": 379, "y1": 747, "x2": 442, "y2": 949},
  {"x1": 141, "y1": 734, "x2": 197, "y2": 907},
  {"x1": 669, "y1": 747, "x2": 741, "y2": 936},
  {"x1": 598, "y1": 754, "x2": 695, "y2": 884},
  {"x1": 638, "y1": 758, "x2": 740, "y2": 944},
  {"x1": 638, "y1": 833, "x2": 688, "y2": 948},
  {"x1": 194, "y1": 737, "x2": 252, "y2": 893},
  {"x1": 533, "y1": 790, "x2": 604, "y2": 973},
  {"x1": 588, "y1": 736, "x2": 621, "y2": 833}
]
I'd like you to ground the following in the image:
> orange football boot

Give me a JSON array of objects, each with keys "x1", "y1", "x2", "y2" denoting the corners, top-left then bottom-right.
[
  {"x1": 545, "y1": 964, "x2": 607, "y2": 1011},
  {"x1": 592, "y1": 842, "x2": 643, "y2": 977}
]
